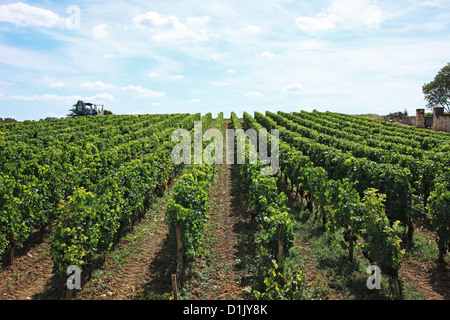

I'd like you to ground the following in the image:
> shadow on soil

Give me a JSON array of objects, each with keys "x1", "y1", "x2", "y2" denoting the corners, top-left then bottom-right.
[
  {"x1": 229, "y1": 164, "x2": 258, "y2": 294},
  {"x1": 429, "y1": 262, "x2": 450, "y2": 300},
  {"x1": 138, "y1": 229, "x2": 178, "y2": 299}
]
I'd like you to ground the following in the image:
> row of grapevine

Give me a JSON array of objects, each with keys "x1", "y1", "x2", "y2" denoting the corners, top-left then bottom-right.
[
  {"x1": 165, "y1": 113, "x2": 219, "y2": 263},
  {"x1": 254, "y1": 110, "x2": 449, "y2": 263},
  {"x1": 232, "y1": 112, "x2": 295, "y2": 260},
  {"x1": 257, "y1": 111, "x2": 415, "y2": 241},
  {"x1": 293, "y1": 111, "x2": 449, "y2": 165},
  {"x1": 49, "y1": 114, "x2": 200, "y2": 277},
  {"x1": 324, "y1": 111, "x2": 450, "y2": 144},
  {"x1": 275, "y1": 111, "x2": 443, "y2": 209},
  {"x1": 0, "y1": 114, "x2": 198, "y2": 274},
  {"x1": 428, "y1": 170, "x2": 450, "y2": 262},
  {"x1": 244, "y1": 112, "x2": 405, "y2": 285},
  {"x1": 277, "y1": 111, "x2": 450, "y2": 260}
]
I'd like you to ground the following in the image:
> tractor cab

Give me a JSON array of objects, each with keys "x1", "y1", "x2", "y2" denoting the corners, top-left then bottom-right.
[{"x1": 71, "y1": 100, "x2": 104, "y2": 117}]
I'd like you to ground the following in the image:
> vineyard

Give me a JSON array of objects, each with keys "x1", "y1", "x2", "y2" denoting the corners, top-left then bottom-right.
[{"x1": 0, "y1": 110, "x2": 449, "y2": 300}]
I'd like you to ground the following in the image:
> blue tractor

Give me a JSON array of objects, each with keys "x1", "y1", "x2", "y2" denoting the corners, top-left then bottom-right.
[{"x1": 70, "y1": 100, "x2": 104, "y2": 117}]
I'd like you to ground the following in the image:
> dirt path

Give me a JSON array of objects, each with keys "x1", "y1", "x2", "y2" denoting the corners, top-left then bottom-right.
[
  {"x1": 0, "y1": 234, "x2": 54, "y2": 300},
  {"x1": 178, "y1": 120, "x2": 254, "y2": 300},
  {"x1": 399, "y1": 258, "x2": 449, "y2": 300},
  {"x1": 180, "y1": 163, "x2": 254, "y2": 300},
  {"x1": 75, "y1": 204, "x2": 175, "y2": 300}
]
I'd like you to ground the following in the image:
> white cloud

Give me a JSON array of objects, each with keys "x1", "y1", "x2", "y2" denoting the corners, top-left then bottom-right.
[
  {"x1": 283, "y1": 83, "x2": 310, "y2": 94},
  {"x1": 169, "y1": 75, "x2": 184, "y2": 79},
  {"x1": 122, "y1": 84, "x2": 165, "y2": 98},
  {"x1": 257, "y1": 51, "x2": 278, "y2": 59},
  {"x1": 417, "y1": 1, "x2": 447, "y2": 9},
  {"x1": 88, "y1": 93, "x2": 114, "y2": 103},
  {"x1": 0, "y1": 92, "x2": 114, "y2": 103},
  {"x1": 133, "y1": 11, "x2": 211, "y2": 43},
  {"x1": 80, "y1": 81, "x2": 112, "y2": 90},
  {"x1": 0, "y1": 44, "x2": 68, "y2": 72},
  {"x1": 0, "y1": 93, "x2": 78, "y2": 102},
  {"x1": 43, "y1": 77, "x2": 64, "y2": 88},
  {"x1": 244, "y1": 25, "x2": 262, "y2": 34},
  {"x1": 104, "y1": 54, "x2": 115, "y2": 59},
  {"x1": 295, "y1": 11, "x2": 336, "y2": 34},
  {"x1": 365, "y1": 5, "x2": 383, "y2": 30},
  {"x1": 49, "y1": 81, "x2": 64, "y2": 88},
  {"x1": 226, "y1": 69, "x2": 236, "y2": 74},
  {"x1": 189, "y1": 98, "x2": 201, "y2": 103},
  {"x1": 0, "y1": 2, "x2": 60, "y2": 28},
  {"x1": 295, "y1": 0, "x2": 385, "y2": 34},
  {"x1": 329, "y1": 0, "x2": 384, "y2": 30},
  {"x1": 244, "y1": 91, "x2": 266, "y2": 97},
  {"x1": 186, "y1": 16, "x2": 212, "y2": 26},
  {"x1": 92, "y1": 24, "x2": 108, "y2": 38}
]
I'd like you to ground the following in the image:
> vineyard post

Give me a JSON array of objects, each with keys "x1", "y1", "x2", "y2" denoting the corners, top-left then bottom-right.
[
  {"x1": 348, "y1": 238, "x2": 354, "y2": 263},
  {"x1": 9, "y1": 242, "x2": 15, "y2": 267},
  {"x1": 175, "y1": 224, "x2": 183, "y2": 270},
  {"x1": 393, "y1": 278, "x2": 401, "y2": 300},
  {"x1": 66, "y1": 288, "x2": 73, "y2": 300},
  {"x1": 171, "y1": 274, "x2": 178, "y2": 300},
  {"x1": 277, "y1": 230, "x2": 283, "y2": 262}
]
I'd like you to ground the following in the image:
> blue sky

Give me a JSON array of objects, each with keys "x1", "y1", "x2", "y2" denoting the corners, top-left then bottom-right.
[{"x1": 0, "y1": 0, "x2": 449, "y2": 121}]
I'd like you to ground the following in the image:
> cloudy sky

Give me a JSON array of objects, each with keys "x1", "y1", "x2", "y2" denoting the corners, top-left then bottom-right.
[{"x1": 0, "y1": 0, "x2": 449, "y2": 120}]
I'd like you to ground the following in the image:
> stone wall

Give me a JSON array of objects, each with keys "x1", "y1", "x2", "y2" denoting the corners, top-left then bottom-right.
[
  {"x1": 404, "y1": 108, "x2": 450, "y2": 132},
  {"x1": 416, "y1": 109, "x2": 425, "y2": 128},
  {"x1": 432, "y1": 107, "x2": 450, "y2": 132},
  {"x1": 398, "y1": 116, "x2": 416, "y2": 126}
]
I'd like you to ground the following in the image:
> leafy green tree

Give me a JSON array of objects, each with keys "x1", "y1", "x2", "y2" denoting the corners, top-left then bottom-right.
[{"x1": 422, "y1": 63, "x2": 450, "y2": 113}]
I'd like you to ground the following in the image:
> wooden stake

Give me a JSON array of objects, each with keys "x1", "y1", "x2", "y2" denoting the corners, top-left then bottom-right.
[
  {"x1": 171, "y1": 274, "x2": 178, "y2": 300},
  {"x1": 393, "y1": 278, "x2": 402, "y2": 300},
  {"x1": 277, "y1": 231, "x2": 283, "y2": 262},
  {"x1": 10, "y1": 244, "x2": 15, "y2": 267},
  {"x1": 175, "y1": 224, "x2": 183, "y2": 270},
  {"x1": 65, "y1": 288, "x2": 73, "y2": 300}
]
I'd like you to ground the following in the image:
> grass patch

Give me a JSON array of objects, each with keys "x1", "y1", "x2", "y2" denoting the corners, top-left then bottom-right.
[{"x1": 291, "y1": 206, "x2": 406, "y2": 300}]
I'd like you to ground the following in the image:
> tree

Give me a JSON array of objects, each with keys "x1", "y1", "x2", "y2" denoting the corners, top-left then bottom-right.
[{"x1": 422, "y1": 63, "x2": 450, "y2": 113}]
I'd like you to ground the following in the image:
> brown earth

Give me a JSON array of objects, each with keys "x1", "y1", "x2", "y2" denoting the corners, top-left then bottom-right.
[
  {"x1": 399, "y1": 254, "x2": 449, "y2": 300},
  {"x1": 179, "y1": 163, "x2": 254, "y2": 300},
  {"x1": 0, "y1": 233, "x2": 54, "y2": 300}
]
